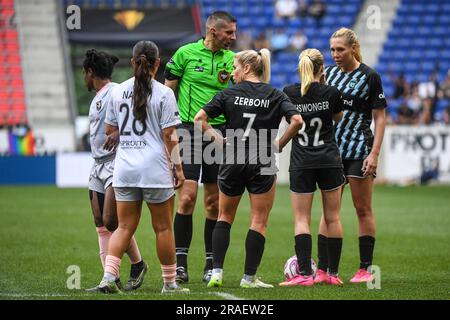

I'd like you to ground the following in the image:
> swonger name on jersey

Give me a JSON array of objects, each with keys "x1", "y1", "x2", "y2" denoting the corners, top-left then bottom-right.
[
  {"x1": 234, "y1": 96, "x2": 270, "y2": 109},
  {"x1": 295, "y1": 101, "x2": 330, "y2": 113}
]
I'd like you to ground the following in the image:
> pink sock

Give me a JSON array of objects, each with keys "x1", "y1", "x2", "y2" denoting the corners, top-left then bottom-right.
[
  {"x1": 126, "y1": 236, "x2": 142, "y2": 265},
  {"x1": 105, "y1": 255, "x2": 121, "y2": 278},
  {"x1": 96, "y1": 226, "x2": 111, "y2": 268},
  {"x1": 161, "y1": 264, "x2": 176, "y2": 284}
]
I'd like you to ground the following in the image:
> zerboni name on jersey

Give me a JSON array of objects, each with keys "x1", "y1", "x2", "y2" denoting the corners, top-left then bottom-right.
[
  {"x1": 234, "y1": 96, "x2": 270, "y2": 108},
  {"x1": 295, "y1": 101, "x2": 330, "y2": 113}
]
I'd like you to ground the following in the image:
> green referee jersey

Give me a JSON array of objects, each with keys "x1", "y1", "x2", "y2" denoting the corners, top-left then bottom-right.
[{"x1": 165, "y1": 38, "x2": 235, "y2": 125}]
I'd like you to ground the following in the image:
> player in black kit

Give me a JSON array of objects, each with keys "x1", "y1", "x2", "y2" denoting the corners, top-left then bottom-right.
[
  {"x1": 194, "y1": 48, "x2": 303, "y2": 289},
  {"x1": 279, "y1": 48, "x2": 345, "y2": 287},
  {"x1": 318, "y1": 28, "x2": 387, "y2": 284}
]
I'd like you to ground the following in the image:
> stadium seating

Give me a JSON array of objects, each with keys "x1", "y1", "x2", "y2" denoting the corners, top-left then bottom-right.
[
  {"x1": 200, "y1": 0, "x2": 363, "y2": 89},
  {"x1": 377, "y1": 0, "x2": 450, "y2": 119},
  {"x1": 64, "y1": 0, "x2": 450, "y2": 121},
  {"x1": 0, "y1": 0, "x2": 27, "y2": 127},
  {"x1": 66, "y1": 0, "x2": 362, "y2": 90}
]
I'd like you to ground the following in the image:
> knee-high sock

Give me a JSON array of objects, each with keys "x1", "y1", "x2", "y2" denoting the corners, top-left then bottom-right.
[
  {"x1": 204, "y1": 218, "x2": 217, "y2": 270},
  {"x1": 96, "y1": 226, "x2": 111, "y2": 268},
  {"x1": 212, "y1": 221, "x2": 231, "y2": 269},
  {"x1": 327, "y1": 237, "x2": 343, "y2": 275},
  {"x1": 295, "y1": 234, "x2": 312, "y2": 276},
  {"x1": 244, "y1": 229, "x2": 265, "y2": 276},
  {"x1": 317, "y1": 234, "x2": 329, "y2": 272},
  {"x1": 161, "y1": 264, "x2": 176, "y2": 284},
  {"x1": 359, "y1": 236, "x2": 375, "y2": 270},
  {"x1": 174, "y1": 213, "x2": 193, "y2": 269},
  {"x1": 104, "y1": 255, "x2": 121, "y2": 279}
]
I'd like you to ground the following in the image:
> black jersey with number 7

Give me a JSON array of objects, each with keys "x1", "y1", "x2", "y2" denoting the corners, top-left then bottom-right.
[{"x1": 203, "y1": 81, "x2": 299, "y2": 164}]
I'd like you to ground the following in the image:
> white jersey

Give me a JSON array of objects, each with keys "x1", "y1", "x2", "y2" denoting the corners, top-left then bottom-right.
[
  {"x1": 105, "y1": 78, "x2": 181, "y2": 188},
  {"x1": 89, "y1": 82, "x2": 118, "y2": 159}
]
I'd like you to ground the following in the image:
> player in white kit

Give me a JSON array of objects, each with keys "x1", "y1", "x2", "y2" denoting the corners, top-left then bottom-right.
[
  {"x1": 93, "y1": 41, "x2": 189, "y2": 294},
  {"x1": 83, "y1": 49, "x2": 147, "y2": 292}
]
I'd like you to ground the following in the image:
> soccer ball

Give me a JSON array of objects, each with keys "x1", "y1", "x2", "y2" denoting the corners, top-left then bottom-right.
[{"x1": 284, "y1": 255, "x2": 317, "y2": 280}]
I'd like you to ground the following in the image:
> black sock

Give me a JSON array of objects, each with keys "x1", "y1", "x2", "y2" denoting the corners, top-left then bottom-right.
[
  {"x1": 295, "y1": 234, "x2": 312, "y2": 276},
  {"x1": 359, "y1": 236, "x2": 375, "y2": 270},
  {"x1": 130, "y1": 260, "x2": 144, "y2": 278},
  {"x1": 317, "y1": 234, "x2": 329, "y2": 272},
  {"x1": 204, "y1": 218, "x2": 216, "y2": 271},
  {"x1": 174, "y1": 212, "x2": 193, "y2": 269},
  {"x1": 212, "y1": 221, "x2": 231, "y2": 269},
  {"x1": 327, "y1": 238, "x2": 343, "y2": 275},
  {"x1": 244, "y1": 229, "x2": 266, "y2": 276}
]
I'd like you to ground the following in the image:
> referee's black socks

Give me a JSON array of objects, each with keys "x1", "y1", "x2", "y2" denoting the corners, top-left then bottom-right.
[
  {"x1": 317, "y1": 234, "x2": 329, "y2": 272},
  {"x1": 204, "y1": 218, "x2": 217, "y2": 271},
  {"x1": 295, "y1": 234, "x2": 312, "y2": 276},
  {"x1": 244, "y1": 229, "x2": 265, "y2": 276},
  {"x1": 359, "y1": 235, "x2": 375, "y2": 270},
  {"x1": 212, "y1": 221, "x2": 232, "y2": 269},
  {"x1": 174, "y1": 212, "x2": 193, "y2": 270}
]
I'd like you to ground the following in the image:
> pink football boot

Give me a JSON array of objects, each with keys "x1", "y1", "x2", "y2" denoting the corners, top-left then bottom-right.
[
  {"x1": 327, "y1": 275, "x2": 344, "y2": 286},
  {"x1": 349, "y1": 269, "x2": 374, "y2": 283},
  {"x1": 279, "y1": 275, "x2": 314, "y2": 287},
  {"x1": 314, "y1": 269, "x2": 329, "y2": 284}
]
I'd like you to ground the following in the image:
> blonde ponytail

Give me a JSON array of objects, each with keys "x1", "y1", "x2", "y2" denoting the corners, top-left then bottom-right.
[
  {"x1": 235, "y1": 48, "x2": 271, "y2": 83},
  {"x1": 259, "y1": 48, "x2": 271, "y2": 84},
  {"x1": 298, "y1": 48, "x2": 324, "y2": 96}
]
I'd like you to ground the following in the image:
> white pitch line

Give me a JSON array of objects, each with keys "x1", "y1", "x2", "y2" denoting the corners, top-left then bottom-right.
[
  {"x1": 0, "y1": 291, "x2": 245, "y2": 300},
  {"x1": 212, "y1": 292, "x2": 244, "y2": 300}
]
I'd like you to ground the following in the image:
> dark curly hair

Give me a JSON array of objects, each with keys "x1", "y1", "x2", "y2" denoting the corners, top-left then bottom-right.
[{"x1": 83, "y1": 49, "x2": 119, "y2": 80}]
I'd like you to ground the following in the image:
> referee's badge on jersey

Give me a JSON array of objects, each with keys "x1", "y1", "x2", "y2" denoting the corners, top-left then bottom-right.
[
  {"x1": 218, "y1": 70, "x2": 231, "y2": 84},
  {"x1": 96, "y1": 100, "x2": 102, "y2": 111}
]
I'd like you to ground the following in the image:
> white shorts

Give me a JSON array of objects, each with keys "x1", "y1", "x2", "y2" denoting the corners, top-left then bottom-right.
[
  {"x1": 114, "y1": 187, "x2": 175, "y2": 204},
  {"x1": 88, "y1": 158, "x2": 115, "y2": 194}
]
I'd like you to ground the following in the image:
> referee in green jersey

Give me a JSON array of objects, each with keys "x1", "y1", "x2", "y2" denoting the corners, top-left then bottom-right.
[{"x1": 164, "y1": 11, "x2": 236, "y2": 283}]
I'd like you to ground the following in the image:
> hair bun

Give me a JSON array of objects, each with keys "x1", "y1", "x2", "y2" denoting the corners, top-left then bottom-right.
[{"x1": 110, "y1": 55, "x2": 119, "y2": 64}]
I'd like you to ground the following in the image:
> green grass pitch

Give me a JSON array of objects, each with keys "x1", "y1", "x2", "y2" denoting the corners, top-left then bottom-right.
[{"x1": 0, "y1": 185, "x2": 449, "y2": 300}]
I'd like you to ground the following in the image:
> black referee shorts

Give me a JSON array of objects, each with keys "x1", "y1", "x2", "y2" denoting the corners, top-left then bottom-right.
[
  {"x1": 342, "y1": 159, "x2": 377, "y2": 180},
  {"x1": 218, "y1": 164, "x2": 276, "y2": 197},
  {"x1": 177, "y1": 122, "x2": 225, "y2": 184},
  {"x1": 290, "y1": 167, "x2": 345, "y2": 194}
]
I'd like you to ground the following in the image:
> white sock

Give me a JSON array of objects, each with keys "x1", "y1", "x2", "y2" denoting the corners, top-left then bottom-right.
[
  {"x1": 243, "y1": 274, "x2": 254, "y2": 282},
  {"x1": 212, "y1": 268, "x2": 223, "y2": 276},
  {"x1": 103, "y1": 272, "x2": 116, "y2": 282}
]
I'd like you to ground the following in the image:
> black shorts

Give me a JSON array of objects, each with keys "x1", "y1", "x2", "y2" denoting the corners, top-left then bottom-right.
[
  {"x1": 290, "y1": 167, "x2": 345, "y2": 194},
  {"x1": 177, "y1": 122, "x2": 225, "y2": 183},
  {"x1": 342, "y1": 159, "x2": 377, "y2": 180},
  {"x1": 218, "y1": 164, "x2": 276, "y2": 197}
]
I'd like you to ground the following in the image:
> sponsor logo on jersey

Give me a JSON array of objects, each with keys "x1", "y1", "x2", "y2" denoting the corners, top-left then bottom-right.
[
  {"x1": 119, "y1": 140, "x2": 147, "y2": 149},
  {"x1": 195, "y1": 66, "x2": 204, "y2": 72},
  {"x1": 343, "y1": 99, "x2": 353, "y2": 106},
  {"x1": 218, "y1": 70, "x2": 231, "y2": 84},
  {"x1": 379, "y1": 92, "x2": 385, "y2": 99},
  {"x1": 168, "y1": 58, "x2": 174, "y2": 65},
  {"x1": 96, "y1": 100, "x2": 102, "y2": 111},
  {"x1": 349, "y1": 79, "x2": 358, "y2": 89}
]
